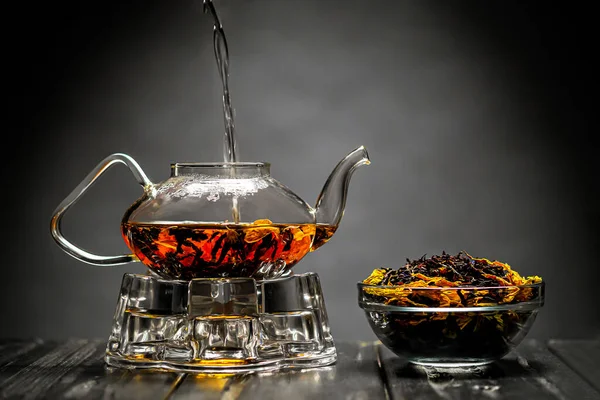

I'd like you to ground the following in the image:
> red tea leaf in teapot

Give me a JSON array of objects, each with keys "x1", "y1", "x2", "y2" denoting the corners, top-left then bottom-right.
[
  {"x1": 244, "y1": 220, "x2": 279, "y2": 243},
  {"x1": 121, "y1": 220, "x2": 317, "y2": 280}
]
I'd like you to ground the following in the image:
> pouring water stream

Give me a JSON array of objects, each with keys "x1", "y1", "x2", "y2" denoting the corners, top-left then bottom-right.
[{"x1": 204, "y1": 0, "x2": 240, "y2": 222}]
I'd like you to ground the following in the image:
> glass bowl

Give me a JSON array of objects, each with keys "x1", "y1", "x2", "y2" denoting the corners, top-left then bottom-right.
[{"x1": 358, "y1": 282, "x2": 545, "y2": 367}]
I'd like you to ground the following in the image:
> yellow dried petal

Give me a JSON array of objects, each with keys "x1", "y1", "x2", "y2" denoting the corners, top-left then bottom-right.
[
  {"x1": 363, "y1": 269, "x2": 387, "y2": 286},
  {"x1": 244, "y1": 226, "x2": 279, "y2": 243},
  {"x1": 252, "y1": 219, "x2": 273, "y2": 225}
]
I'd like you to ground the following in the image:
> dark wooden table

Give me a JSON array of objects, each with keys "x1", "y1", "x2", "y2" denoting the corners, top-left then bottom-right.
[{"x1": 1, "y1": 338, "x2": 598, "y2": 399}]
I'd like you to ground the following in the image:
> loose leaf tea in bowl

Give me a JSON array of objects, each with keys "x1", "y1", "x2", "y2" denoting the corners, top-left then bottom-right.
[{"x1": 358, "y1": 251, "x2": 545, "y2": 367}]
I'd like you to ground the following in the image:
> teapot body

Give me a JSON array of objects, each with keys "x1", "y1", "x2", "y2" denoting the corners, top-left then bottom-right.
[{"x1": 121, "y1": 162, "x2": 316, "y2": 279}]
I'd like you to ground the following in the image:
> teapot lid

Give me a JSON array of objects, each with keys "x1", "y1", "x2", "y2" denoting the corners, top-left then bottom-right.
[{"x1": 171, "y1": 162, "x2": 270, "y2": 178}]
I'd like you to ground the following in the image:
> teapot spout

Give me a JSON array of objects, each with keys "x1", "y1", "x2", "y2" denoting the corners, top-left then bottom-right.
[{"x1": 314, "y1": 146, "x2": 370, "y2": 229}]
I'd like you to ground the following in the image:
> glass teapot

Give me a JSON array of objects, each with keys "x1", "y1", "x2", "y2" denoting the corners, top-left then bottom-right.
[{"x1": 50, "y1": 147, "x2": 370, "y2": 280}]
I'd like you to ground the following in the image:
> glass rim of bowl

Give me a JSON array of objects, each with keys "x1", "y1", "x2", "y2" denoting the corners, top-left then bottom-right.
[{"x1": 357, "y1": 281, "x2": 545, "y2": 313}]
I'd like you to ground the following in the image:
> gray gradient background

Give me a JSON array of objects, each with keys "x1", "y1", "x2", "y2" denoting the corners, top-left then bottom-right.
[{"x1": 8, "y1": 0, "x2": 598, "y2": 342}]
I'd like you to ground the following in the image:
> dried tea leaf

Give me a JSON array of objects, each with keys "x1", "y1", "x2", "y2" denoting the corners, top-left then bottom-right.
[{"x1": 362, "y1": 251, "x2": 543, "y2": 310}]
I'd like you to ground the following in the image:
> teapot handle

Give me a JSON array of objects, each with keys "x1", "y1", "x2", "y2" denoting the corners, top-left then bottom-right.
[{"x1": 50, "y1": 153, "x2": 154, "y2": 266}]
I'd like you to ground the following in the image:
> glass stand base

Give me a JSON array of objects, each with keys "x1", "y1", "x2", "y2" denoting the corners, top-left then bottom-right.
[{"x1": 104, "y1": 272, "x2": 337, "y2": 373}]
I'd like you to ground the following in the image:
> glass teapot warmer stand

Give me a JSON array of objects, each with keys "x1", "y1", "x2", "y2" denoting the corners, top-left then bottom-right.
[{"x1": 105, "y1": 272, "x2": 337, "y2": 373}]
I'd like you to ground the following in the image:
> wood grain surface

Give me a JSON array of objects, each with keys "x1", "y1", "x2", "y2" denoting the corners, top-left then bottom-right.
[{"x1": 0, "y1": 339, "x2": 598, "y2": 400}]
